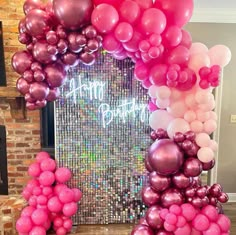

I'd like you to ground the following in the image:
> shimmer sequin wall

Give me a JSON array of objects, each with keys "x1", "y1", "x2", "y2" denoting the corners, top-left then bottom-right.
[{"x1": 55, "y1": 53, "x2": 151, "y2": 224}]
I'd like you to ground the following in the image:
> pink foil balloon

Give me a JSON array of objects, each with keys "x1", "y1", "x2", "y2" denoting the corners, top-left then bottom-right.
[
  {"x1": 29, "y1": 82, "x2": 49, "y2": 101},
  {"x1": 161, "y1": 189, "x2": 184, "y2": 208},
  {"x1": 146, "y1": 206, "x2": 163, "y2": 229},
  {"x1": 172, "y1": 172, "x2": 192, "y2": 189},
  {"x1": 16, "y1": 78, "x2": 30, "y2": 95},
  {"x1": 183, "y1": 158, "x2": 203, "y2": 177},
  {"x1": 131, "y1": 225, "x2": 154, "y2": 235},
  {"x1": 149, "y1": 171, "x2": 171, "y2": 192},
  {"x1": 148, "y1": 139, "x2": 184, "y2": 176}
]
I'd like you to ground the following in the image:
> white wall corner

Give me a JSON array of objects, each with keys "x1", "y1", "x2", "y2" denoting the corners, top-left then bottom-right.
[
  {"x1": 191, "y1": 8, "x2": 236, "y2": 23},
  {"x1": 227, "y1": 193, "x2": 236, "y2": 202}
]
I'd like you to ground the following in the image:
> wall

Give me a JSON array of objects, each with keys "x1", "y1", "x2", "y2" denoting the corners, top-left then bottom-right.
[
  {"x1": 0, "y1": 0, "x2": 41, "y2": 195},
  {"x1": 185, "y1": 23, "x2": 236, "y2": 193}
]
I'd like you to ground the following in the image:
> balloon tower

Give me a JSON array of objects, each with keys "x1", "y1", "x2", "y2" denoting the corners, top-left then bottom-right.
[{"x1": 12, "y1": 0, "x2": 231, "y2": 234}]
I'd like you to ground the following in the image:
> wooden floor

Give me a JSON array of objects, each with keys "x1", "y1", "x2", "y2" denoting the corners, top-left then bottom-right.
[{"x1": 65, "y1": 203, "x2": 236, "y2": 234}]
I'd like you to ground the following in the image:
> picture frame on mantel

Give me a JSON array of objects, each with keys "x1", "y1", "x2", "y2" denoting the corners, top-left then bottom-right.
[{"x1": 0, "y1": 21, "x2": 6, "y2": 87}]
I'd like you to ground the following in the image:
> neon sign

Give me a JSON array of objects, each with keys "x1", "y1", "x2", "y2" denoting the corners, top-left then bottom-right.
[{"x1": 65, "y1": 76, "x2": 147, "y2": 128}]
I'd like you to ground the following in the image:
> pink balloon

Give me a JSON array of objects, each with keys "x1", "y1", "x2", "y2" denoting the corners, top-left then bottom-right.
[
  {"x1": 21, "y1": 206, "x2": 35, "y2": 217},
  {"x1": 72, "y1": 188, "x2": 83, "y2": 202},
  {"x1": 197, "y1": 147, "x2": 214, "y2": 163},
  {"x1": 167, "y1": 118, "x2": 190, "y2": 139},
  {"x1": 184, "y1": 110, "x2": 196, "y2": 123},
  {"x1": 25, "y1": 9, "x2": 51, "y2": 37},
  {"x1": 47, "y1": 196, "x2": 63, "y2": 213},
  {"x1": 59, "y1": 188, "x2": 75, "y2": 204},
  {"x1": 180, "y1": 29, "x2": 192, "y2": 49},
  {"x1": 102, "y1": 34, "x2": 121, "y2": 53},
  {"x1": 203, "y1": 223, "x2": 221, "y2": 235},
  {"x1": 161, "y1": 188, "x2": 184, "y2": 208},
  {"x1": 92, "y1": 4, "x2": 119, "y2": 33},
  {"x1": 131, "y1": 225, "x2": 154, "y2": 235},
  {"x1": 163, "y1": 26, "x2": 182, "y2": 47},
  {"x1": 16, "y1": 78, "x2": 30, "y2": 95},
  {"x1": 195, "y1": 133, "x2": 211, "y2": 147},
  {"x1": 16, "y1": 216, "x2": 33, "y2": 233},
  {"x1": 123, "y1": 30, "x2": 143, "y2": 52},
  {"x1": 149, "y1": 171, "x2": 171, "y2": 192},
  {"x1": 36, "y1": 151, "x2": 50, "y2": 163},
  {"x1": 55, "y1": 167, "x2": 72, "y2": 183},
  {"x1": 93, "y1": 0, "x2": 123, "y2": 8},
  {"x1": 175, "y1": 223, "x2": 191, "y2": 235},
  {"x1": 181, "y1": 204, "x2": 197, "y2": 221},
  {"x1": 204, "y1": 120, "x2": 217, "y2": 134},
  {"x1": 33, "y1": 41, "x2": 57, "y2": 64},
  {"x1": 31, "y1": 209, "x2": 48, "y2": 225},
  {"x1": 29, "y1": 226, "x2": 46, "y2": 235},
  {"x1": 190, "y1": 43, "x2": 208, "y2": 55},
  {"x1": 217, "y1": 214, "x2": 231, "y2": 232},
  {"x1": 114, "y1": 22, "x2": 133, "y2": 42},
  {"x1": 141, "y1": 8, "x2": 166, "y2": 35},
  {"x1": 45, "y1": 62, "x2": 67, "y2": 88},
  {"x1": 29, "y1": 82, "x2": 49, "y2": 101},
  {"x1": 28, "y1": 162, "x2": 41, "y2": 177},
  {"x1": 155, "y1": 0, "x2": 194, "y2": 27},
  {"x1": 39, "y1": 171, "x2": 55, "y2": 186},
  {"x1": 208, "y1": 45, "x2": 231, "y2": 67},
  {"x1": 141, "y1": 186, "x2": 160, "y2": 206},
  {"x1": 167, "y1": 101, "x2": 187, "y2": 118},
  {"x1": 133, "y1": 0, "x2": 153, "y2": 9},
  {"x1": 149, "y1": 64, "x2": 168, "y2": 86},
  {"x1": 146, "y1": 206, "x2": 163, "y2": 229},
  {"x1": 53, "y1": 0, "x2": 93, "y2": 30},
  {"x1": 202, "y1": 205, "x2": 219, "y2": 222},
  {"x1": 12, "y1": 50, "x2": 33, "y2": 75},
  {"x1": 166, "y1": 45, "x2": 190, "y2": 66},
  {"x1": 63, "y1": 218, "x2": 73, "y2": 231},
  {"x1": 119, "y1": 0, "x2": 140, "y2": 24},
  {"x1": 62, "y1": 202, "x2": 78, "y2": 217},
  {"x1": 149, "y1": 110, "x2": 174, "y2": 130},
  {"x1": 148, "y1": 139, "x2": 184, "y2": 175},
  {"x1": 190, "y1": 120, "x2": 203, "y2": 133},
  {"x1": 40, "y1": 158, "x2": 56, "y2": 172},
  {"x1": 188, "y1": 53, "x2": 210, "y2": 73}
]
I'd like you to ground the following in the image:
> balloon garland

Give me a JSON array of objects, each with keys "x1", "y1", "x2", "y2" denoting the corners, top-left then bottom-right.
[{"x1": 12, "y1": 0, "x2": 232, "y2": 234}]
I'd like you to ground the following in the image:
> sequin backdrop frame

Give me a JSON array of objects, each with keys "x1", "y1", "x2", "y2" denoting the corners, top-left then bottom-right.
[{"x1": 55, "y1": 52, "x2": 151, "y2": 225}]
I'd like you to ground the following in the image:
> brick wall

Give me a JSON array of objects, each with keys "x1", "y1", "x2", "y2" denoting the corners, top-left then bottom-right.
[{"x1": 0, "y1": 0, "x2": 41, "y2": 194}]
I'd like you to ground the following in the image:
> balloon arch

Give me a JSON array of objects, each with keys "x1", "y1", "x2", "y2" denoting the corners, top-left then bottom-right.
[{"x1": 13, "y1": 0, "x2": 232, "y2": 234}]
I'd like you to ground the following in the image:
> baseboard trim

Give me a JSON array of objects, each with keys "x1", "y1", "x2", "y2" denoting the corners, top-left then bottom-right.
[{"x1": 228, "y1": 193, "x2": 236, "y2": 202}]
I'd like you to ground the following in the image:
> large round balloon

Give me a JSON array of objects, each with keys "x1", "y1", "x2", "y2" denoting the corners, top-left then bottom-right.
[
  {"x1": 53, "y1": 0, "x2": 93, "y2": 30},
  {"x1": 155, "y1": 0, "x2": 194, "y2": 27},
  {"x1": 148, "y1": 139, "x2": 184, "y2": 175}
]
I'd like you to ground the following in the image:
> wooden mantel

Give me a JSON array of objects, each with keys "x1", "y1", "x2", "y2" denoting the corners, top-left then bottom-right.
[{"x1": 0, "y1": 87, "x2": 26, "y2": 119}]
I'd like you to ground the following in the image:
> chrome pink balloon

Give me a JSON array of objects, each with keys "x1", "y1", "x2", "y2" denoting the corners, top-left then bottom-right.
[
  {"x1": 183, "y1": 158, "x2": 203, "y2": 177},
  {"x1": 172, "y1": 172, "x2": 192, "y2": 189},
  {"x1": 146, "y1": 206, "x2": 163, "y2": 229},
  {"x1": 161, "y1": 188, "x2": 184, "y2": 208},
  {"x1": 131, "y1": 225, "x2": 154, "y2": 235},
  {"x1": 53, "y1": 0, "x2": 93, "y2": 30},
  {"x1": 29, "y1": 82, "x2": 49, "y2": 100},
  {"x1": 149, "y1": 172, "x2": 171, "y2": 192},
  {"x1": 141, "y1": 186, "x2": 160, "y2": 207},
  {"x1": 148, "y1": 139, "x2": 184, "y2": 176},
  {"x1": 16, "y1": 78, "x2": 30, "y2": 95},
  {"x1": 46, "y1": 88, "x2": 60, "y2": 102}
]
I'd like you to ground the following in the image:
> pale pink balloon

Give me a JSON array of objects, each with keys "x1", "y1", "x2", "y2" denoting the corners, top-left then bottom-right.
[
  {"x1": 170, "y1": 88, "x2": 182, "y2": 100},
  {"x1": 190, "y1": 120, "x2": 203, "y2": 133},
  {"x1": 195, "y1": 90, "x2": 212, "y2": 104},
  {"x1": 167, "y1": 118, "x2": 190, "y2": 139},
  {"x1": 167, "y1": 101, "x2": 187, "y2": 118},
  {"x1": 197, "y1": 147, "x2": 214, "y2": 163},
  {"x1": 190, "y1": 43, "x2": 208, "y2": 55},
  {"x1": 195, "y1": 133, "x2": 211, "y2": 147},
  {"x1": 209, "y1": 139, "x2": 218, "y2": 152},
  {"x1": 156, "y1": 86, "x2": 171, "y2": 99},
  {"x1": 148, "y1": 85, "x2": 158, "y2": 98},
  {"x1": 188, "y1": 53, "x2": 210, "y2": 73},
  {"x1": 196, "y1": 110, "x2": 210, "y2": 122},
  {"x1": 204, "y1": 119, "x2": 217, "y2": 134},
  {"x1": 185, "y1": 94, "x2": 197, "y2": 108},
  {"x1": 184, "y1": 110, "x2": 196, "y2": 123},
  {"x1": 199, "y1": 99, "x2": 216, "y2": 112},
  {"x1": 209, "y1": 111, "x2": 217, "y2": 121},
  {"x1": 208, "y1": 45, "x2": 231, "y2": 67},
  {"x1": 149, "y1": 110, "x2": 174, "y2": 130},
  {"x1": 155, "y1": 97, "x2": 170, "y2": 109}
]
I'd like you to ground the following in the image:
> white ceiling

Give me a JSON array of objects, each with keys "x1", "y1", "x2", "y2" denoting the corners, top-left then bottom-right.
[{"x1": 192, "y1": 0, "x2": 236, "y2": 23}]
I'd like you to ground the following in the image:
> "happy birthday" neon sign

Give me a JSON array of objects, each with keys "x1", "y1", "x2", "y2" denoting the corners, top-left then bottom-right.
[{"x1": 65, "y1": 76, "x2": 147, "y2": 128}]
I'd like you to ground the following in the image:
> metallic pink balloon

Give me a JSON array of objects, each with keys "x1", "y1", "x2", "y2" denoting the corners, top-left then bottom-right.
[
  {"x1": 191, "y1": 177, "x2": 202, "y2": 187},
  {"x1": 183, "y1": 158, "x2": 202, "y2": 177},
  {"x1": 26, "y1": 101, "x2": 37, "y2": 110},
  {"x1": 84, "y1": 25, "x2": 97, "y2": 39},
  {"x1": 131, "y1": 225, "x2": 154, "y2": 235},
  {"x1": 62, "y1": 52, "x2": 79, "y2": 67},
  {"x1": 16, "y1": 78, "x2": 30, "y2": 95},
  {"x1": 68, "y1": 32, "x2": 83, "y2": 53},
  {"x1": 138, "y1": 218, "x2": 149, "y2": 227},
  {"x1": 148, "y1": 139, "x2": 184, "y2": 176},
  {"x1": 172, "y1": 172, "x2": 192, "y2": 189},
  {"x1": 53, "y1": 0, "x2": 93, "y2": 30},
  {"x1": 79, "y1": 52, "x2": 96, "y2": 65},
  {"x1": 185, "y1": 187, "x2": 196, "y2": 197},
  {"x1": 23, "y1": 70, "x2": 34, "y2": 82},
  {"x1": 34, "y1": 69, "x2": 45, "y2": 82},
  {"x1": 45, "y1": 62, "x2": 67, "y2": 88},
  {"x1": 46, "y1": 88, "x2": 60, "y2": 102},
  {"x1": 12, "y1": 50, "x2": 34, "y2": 75},
  {"x1": 25, "y1": 93, "x2": 36, "y2": 103},
  {"x1": 29, "y1": 82, "x2": 49, "y2": 100},
  {"x1": 201, "y1": 159, "x2": 215, "y2": 171},
  {"x1": 196, "y1": 187, "x2": 207, "y2": 199},
  {"x1": 161, "y1": 189, "x2": 184, "y2": 208},
  {"x1": 149, "y1": 172, "x2": 171, "y2": 192},
  {"x1": 25, "y1": 9, "x2": 51, "y2": 38},
  {"x1": 33, "y1": 41, "x2": 57, "y2": 64},
  {"x1": 142, "y1": 186, "x2": 160, "y2": 207},
  {"x1": 145, "y1": 157, "x2": 153, "y2": 172},
  {"x1": 191, "y1": 196, "x2": 203, "y2": 208},
  {"x1": 23, "y1": 0, "x2": 43, "y2": 15},
  {"x1": 146, "y1": 206, "x2": 163, "y2": 229},
  {"x1": 36, "y1": 99, "x2": 47, "y2": 108},
  {"x1": 156, "y1": 230, "x2": 174, "y2": 235},
  {"x1": 218, "y1": 192, "x2": 229, "y2": 203}
]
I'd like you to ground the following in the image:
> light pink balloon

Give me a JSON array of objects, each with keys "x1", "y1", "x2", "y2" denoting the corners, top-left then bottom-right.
[
  {"x1": 149, "y1": 110, "x2": 174, "y2": 130},
  {"x1": 204, "y1": 119, "x2": 217, "y2": 134},
  {"x1": 185, "y1": 94, "x2": 198, "y2": 109},
  {"x1": 184, "y1": 110, "x2": 196, "y2": 123},
  {"x1": 188, "y1": 53, "x2": 210, "y2": 73},
  {"x1": 190, "y1": 120, "x2": 203, "y2": 133},
  {"x1": 148, "y1": 85, "x2": 158, "y2": 98},
  {"x1": 156, "y1": 86, "x2": 171, "y2": 99},
  {"x1": 195, "y1": 90, "x2": 212, "y2": 104},
  {"x1": 167, "y1": 118, "x2": 190, "y2": 139},
  {"x1": 155, "y1": 97, "x2": 170, "y2": 109},
  {"x1": 190, "y1": 43, "x2": 208, "y2": 55},
  {"x1": 195, "y1": 133, "x2": 211, "y2": 147},
  {"x1": 196, "y1": 110, "x2": 210, "y2": 122},
  {"x1": 197, "y1": 147, "x2": 214, "y2": 163},
  {"x1": 209, "y1": 111, "x2": 217, "y2": 121},
  {"x1": 167, "y1": 101, "x2": 188, "y2": 118},
  {"x1": 209, "y1": 139, "x2": 218, "y2": 152},
  {"x1": 208, "y1": 45, "x2": 231, "y2": 67}
]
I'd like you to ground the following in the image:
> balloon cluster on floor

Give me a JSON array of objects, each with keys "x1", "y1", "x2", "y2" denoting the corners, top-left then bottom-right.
[
  {"x1": 13, "y1": 0, "x2": 232, "y2": 234},
  {"x1": 16, "y1": 152, "x2": 82, "y2": 235}
]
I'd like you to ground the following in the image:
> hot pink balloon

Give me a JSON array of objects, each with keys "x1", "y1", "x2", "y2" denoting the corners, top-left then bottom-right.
[
  {"x1": 62, "y1": 202, "x2": 78, "y2": 217},
  {"x1": 148, "y1": 139, "x2": 184, "y2": 176},
  {"x1": 16, "y1": 216, "x2": 33, "y2": 233},
  {"x1": 155, "y1": 0, "x2": 194, "y2": 27},
  {"x1": 12, "y1": 50, "x2": 33, "y2": 75},
  {"x1": 40, "y1": 158, "x2": 56, "y2": 172},
  {"x1": 166, "y1": 45, "x2": 190, "y2": 66},
  {"x1": 180, "y1": 29, "x2": 192, "y2": 49},
  {"x1": 25, "y1": 9, "x2": 51, "y2": 38},
  {"x1": 119, "y1": 0, "x2": 140, "y2": 24},
  {"x1": 31, "y1": 209, "x2": 48, "y2": 225},
  {"x1": 53, "y1": 0, "x2": 93, "y2": 30},
  {"x1": 114, "y1": 22, "x2": 133, "y2": 42},
  {"x1": 163, "y1": 26, "x2": 182, "y2": 47},
  {"x1": 149, "y1": 64, "x2": 168, "y2": 86},
  {"x1": 47, "y1": 196, "x2": 63, "y2": 213},
  {"x1": 28, "y1": 162, "x2": 41, "y2": 177},
  {"x1": 55, "y1": 167, "x2": 72, "y2": 183},
  {"x1": 217, "y1": 214, "x2": 231, "y2": 232},
  {"x1": 92, "y1": 4, "x2": 119, "y2": 33},
  {"x1": 203, "y1": 223, "x2": 221, "y2": 235},
  {"x1": 59, "y1": 188, "x2": 75, "y2": 204},
  {"x1": 141, "y1": 8, "x2": 166, "y2": 35},
  {"x1": 29, "y1": 226, "x2": 46, "y2": 235},
  {"x1": 39, "y1": 171, "x2": 55, "y2": 186}
]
